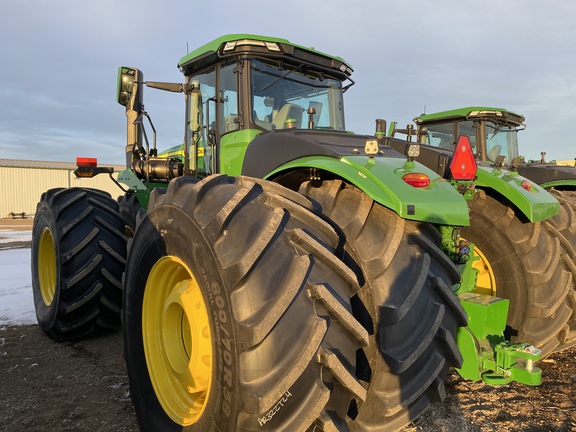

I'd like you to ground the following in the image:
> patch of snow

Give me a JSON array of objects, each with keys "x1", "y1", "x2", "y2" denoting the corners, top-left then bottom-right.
[
  {"x1": 0, "y1": 230, "x2": 32, "y2": 244},
  {"x1": 0, "y1": 248, "x2": 36, "y2": 325}
]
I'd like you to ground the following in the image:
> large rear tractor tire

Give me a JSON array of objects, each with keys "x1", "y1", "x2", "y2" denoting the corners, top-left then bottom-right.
[
  {"x1": 461, "y1": 189, "x2": 573, "y2": 356},
  {"x1": 123, "y1": 175, "x2": 369, "y2": 432},
  {"x1": 300, "y1": 180, "x2": 467, "y2": 431},
  {"x1": 31, "y1": 187, "x2": 127, "y2": 341},
  {"x1": 544, "y1": 188, "x2": 576, "y2": 350}
]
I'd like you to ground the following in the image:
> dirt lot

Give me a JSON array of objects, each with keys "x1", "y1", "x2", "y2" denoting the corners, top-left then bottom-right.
[{"x1": 1, "y1": 218, "x2": 576, "y2": 431}]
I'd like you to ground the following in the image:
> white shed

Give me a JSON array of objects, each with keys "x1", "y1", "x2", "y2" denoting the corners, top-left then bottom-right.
[{"x1": 0, "y1": 158, "x2": 126, "y2": 219}]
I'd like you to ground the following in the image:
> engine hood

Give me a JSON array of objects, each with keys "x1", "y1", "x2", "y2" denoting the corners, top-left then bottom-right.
[{"x1": 242, "y1": 129, "x2": 405, "y2": 178}]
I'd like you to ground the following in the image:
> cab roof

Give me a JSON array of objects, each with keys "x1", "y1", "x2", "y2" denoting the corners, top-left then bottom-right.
[
  {"x1": 177, "y1": 34, "x2": 353, "y2": 78},
  {"x1": 414, "y1": 106, "x2": 525, "y2": 125}
]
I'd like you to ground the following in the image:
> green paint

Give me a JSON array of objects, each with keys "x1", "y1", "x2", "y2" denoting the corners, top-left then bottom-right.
[
  {"x1": 266, "y1": 155, "x2": 470, "y2": 226},
  {"x1": 178, "y1": 34, "x2": 352, "y2": 71},
  {"x1": 456, "y1": 292, "x2": 542, "y2": 385},
  {"x1": 475, "y1": 167, "x2": 560, "y2": 222},
  {"x1": 414, "y1": 106, "x2": 524, "y2": 124},
  {"x1": 541, "y1": 180, "x2": 576, "y2": 189},
  {"x1": 220, "y1": 129, "x2": 262, "y2": 175}
]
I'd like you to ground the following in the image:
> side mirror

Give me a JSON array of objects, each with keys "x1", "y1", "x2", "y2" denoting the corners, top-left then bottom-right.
[{"x1": 116, "y1": 67, "x2": 143, "y2": 110}]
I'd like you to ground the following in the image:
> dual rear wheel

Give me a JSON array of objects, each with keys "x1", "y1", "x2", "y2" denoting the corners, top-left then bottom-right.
[{"x1": 461, "y1": 190, "x2": 574, "y2": 356}]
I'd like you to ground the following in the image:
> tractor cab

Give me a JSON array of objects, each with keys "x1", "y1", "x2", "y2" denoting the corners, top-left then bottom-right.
[
  {"x1": 117, "y1": 35, "x2": 353, "y2": 182},
  {"x1": 408, "y1": 107, "x2": 576, "y2": 188},
  {"x1": 412, "y1": 107, "x2": 525, "y2": 166}
]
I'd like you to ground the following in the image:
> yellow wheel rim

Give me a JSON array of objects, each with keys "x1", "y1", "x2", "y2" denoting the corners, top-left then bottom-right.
[
  {"x1": 469, "y1": 242, "x2": 497, "y2": 296},
  {"x1": 38, "y1": 227, "x2": 56, "y2": 306},
  {"x1": 142, "y1": 256, "x2": 212, "y2": 426}
]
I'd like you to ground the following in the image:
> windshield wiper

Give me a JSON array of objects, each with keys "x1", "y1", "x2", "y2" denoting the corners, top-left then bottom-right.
[
  {"x1": 488, "y1": 123, "x2": 502, "y2": 140},
  {"x1": 257, "y1": 64, "x2": 303, "y2": 92}
]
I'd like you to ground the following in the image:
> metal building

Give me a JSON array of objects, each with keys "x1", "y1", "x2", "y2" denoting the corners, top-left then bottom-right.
[{"x1": 0, "y1": 159, "x2": 126, "y2": 219}]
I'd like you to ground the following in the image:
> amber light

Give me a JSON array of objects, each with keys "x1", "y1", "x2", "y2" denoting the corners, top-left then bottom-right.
[
  {"x1": 402, "y1": 173, "x2": 430, "y2": 188},
  {"x1": 521, "y1": 180, "x2": 531, "y2": 191},
  {"x1": 76, "y1": 157, "x2": 97, "y2": 168}
]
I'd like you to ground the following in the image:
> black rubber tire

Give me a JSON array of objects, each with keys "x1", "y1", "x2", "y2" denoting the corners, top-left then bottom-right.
[
  {"x1": 123, "y1": 175, "x2": 369, "y2": 432},
  {"x1": 461, "y1": 189, "x2": 573, "y2": 356},
  {"x1": 299, "y1": 180, "x2": 467, "y2": 431},
  {"x1": 31, "y1": 187, "x2": 127, "y2": 341},
  {"x1": 546, "y1": 189, "x2": 576, "y2": 260},
  {"x1": 544, "y1": 189, "x2": 576, "y2": 350},
  {"x1": 117, "y1": 192, "x2": 142, "y2": 237}
]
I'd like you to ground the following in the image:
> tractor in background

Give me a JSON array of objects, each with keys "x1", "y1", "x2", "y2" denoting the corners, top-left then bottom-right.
[{"x1": 388, "y1": 106, "x2": 576, "y2": 357}]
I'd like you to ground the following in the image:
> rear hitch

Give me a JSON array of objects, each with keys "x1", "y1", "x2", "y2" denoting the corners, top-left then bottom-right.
[
  {"x1": 481, "y1": 342, "x2": 541, "y2": 385},
  {"x1": 456, "y1": 292, "x2": 542, "y2": 386}
]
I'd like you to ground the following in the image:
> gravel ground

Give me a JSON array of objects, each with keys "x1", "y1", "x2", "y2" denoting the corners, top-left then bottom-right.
[{"x1": 1, "y1": 218, "x2": 576, "y2": 431}]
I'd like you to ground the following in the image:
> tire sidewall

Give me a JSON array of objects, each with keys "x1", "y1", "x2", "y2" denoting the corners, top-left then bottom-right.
[
  {"x1": 123, "y1": 205, "x2": 238, "y2": 432},
  {"x1": 31, "y1": 197, "x2": 61, "y2": 332}
]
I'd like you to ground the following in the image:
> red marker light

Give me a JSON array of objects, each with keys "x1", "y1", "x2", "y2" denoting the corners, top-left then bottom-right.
[
  {"x1": 76, "y1": 157, "x2": 98, "y2": 168},
  {"x1": 402, "y1": 173, "x2": 430, "y2": 188},
  {"x1": 449, "y1": 136, "x2": 477, "y2": 181},
  {"x1": 521, "y1": 180, "x2": 531, "y2": 191}
]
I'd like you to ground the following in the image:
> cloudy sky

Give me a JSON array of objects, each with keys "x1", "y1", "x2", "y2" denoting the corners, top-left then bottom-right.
[{"x1": 1, "y1": 0, "x2": 575, "y2": 165}]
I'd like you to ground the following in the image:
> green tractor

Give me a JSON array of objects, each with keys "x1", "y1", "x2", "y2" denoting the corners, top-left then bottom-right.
[
  {"x1": 31, "y1": 38, "x2": 543, "y2": 431},
  {"x1": 388, "y1": 106, "x2": 576, "y2": 356}
]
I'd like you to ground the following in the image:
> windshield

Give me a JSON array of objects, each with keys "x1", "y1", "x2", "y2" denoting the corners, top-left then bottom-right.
[
  {"x1": 250, "y1": 59, "x2": 345, "y2": 130},
  {"x1": 420, "y1": 120, "x2": 520, "y2": 162},
  {"x1": 420, "y1": 120, "x2": 480, "y2": 151},
  {"x1": 420, "y1": 122, "x2": 458, "y2": 150},
  {"x1": 485, "y1": 121, "x2": 520, "y2": 162}
]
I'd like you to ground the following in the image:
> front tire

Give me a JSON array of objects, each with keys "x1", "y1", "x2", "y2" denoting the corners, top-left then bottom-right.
[
  {"x1": 123, "y1": 175, "x2": 368, "y2": 431},
  {"x1": 31, "y1": 188, "x2": 126, "y2": 341}
]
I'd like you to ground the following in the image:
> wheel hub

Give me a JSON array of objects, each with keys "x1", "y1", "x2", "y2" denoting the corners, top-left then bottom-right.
[
  {"x1": 38, "y1": 227, "x2": 56, "y2": 306},
  {"x1": 143, "y1": 256, "x2": 212, "y2": 425}
]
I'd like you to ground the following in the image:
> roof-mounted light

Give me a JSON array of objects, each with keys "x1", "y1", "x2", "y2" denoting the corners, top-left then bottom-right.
[
  {"x1": 450, "y1": 136, "x2": 477, "y2": 181},
  {"x1": 223, "y1": 39, "x2": 280, "y2": 53},
  {"x1": 469, "y1": 110, "x2": 504, "y2": 117},
  {"x1": 264, "y1": 41, "x2": 281, "y2": 52},
  {"x1": 339, "y1": 64, "x2": 353, "y2": 75}
]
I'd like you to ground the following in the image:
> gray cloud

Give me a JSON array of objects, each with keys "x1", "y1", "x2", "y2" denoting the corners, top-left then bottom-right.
[{"x1": 1, "y1": 0, "x2": 575, "y2": 165}]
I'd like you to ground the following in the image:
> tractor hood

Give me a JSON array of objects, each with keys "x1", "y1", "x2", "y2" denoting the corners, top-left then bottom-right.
[
  {"x1": 242, "y1": 129, "x2": 405, "y2": 178},
  {"x1": 518, "y1": 162, "x2": 576, "y2": 189}
]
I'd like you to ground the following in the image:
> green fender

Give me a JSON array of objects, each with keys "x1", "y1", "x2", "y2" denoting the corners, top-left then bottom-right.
[
  {"x1": 266, "y1": 155, "x2": 471, "y2": 226},
  {"x1": 540, "y1": 179, "x2": 576, "y2": 189},
  {"x1": 475, "y1": 167, "x2": 560, "y2": 222}
]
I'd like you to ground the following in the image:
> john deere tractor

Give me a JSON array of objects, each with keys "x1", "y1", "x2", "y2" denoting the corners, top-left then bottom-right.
[
  {"x1": 31, "y1": 37, "x2": 543, "y2": 431},
  {"x1": 388, "y1": 106, "x2": 576, "y2": 356}
]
